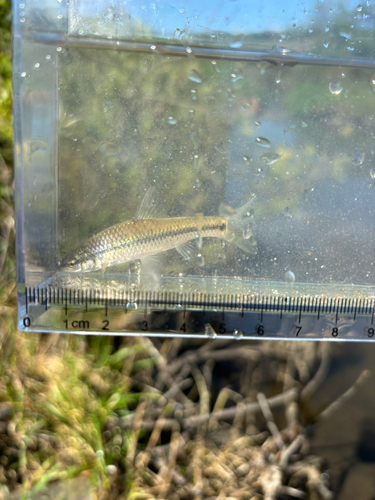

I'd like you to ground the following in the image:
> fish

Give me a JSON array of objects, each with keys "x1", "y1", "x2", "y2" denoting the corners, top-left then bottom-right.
[{"x1": 60, "y1": 190, "x2": 257, "y2": 274}]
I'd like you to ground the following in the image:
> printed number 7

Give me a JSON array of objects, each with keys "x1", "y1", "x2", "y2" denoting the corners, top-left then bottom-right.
[{"x1": 294, "y1": 326, "x2": 302, "y2": 336}]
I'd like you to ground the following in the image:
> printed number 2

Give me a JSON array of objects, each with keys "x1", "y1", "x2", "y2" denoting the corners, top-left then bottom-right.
[{"x1": 102, "y1": 320, "x2": 109, "y2": 331}]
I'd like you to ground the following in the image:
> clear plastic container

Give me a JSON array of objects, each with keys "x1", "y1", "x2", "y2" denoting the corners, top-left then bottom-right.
[{"x1": 13, "y1": 0, "x2": 375, "y2": 333}]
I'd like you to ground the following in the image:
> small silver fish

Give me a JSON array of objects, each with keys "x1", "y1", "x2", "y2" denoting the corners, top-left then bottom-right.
[{"x1": 60, "y1": 192, "x2": 257, "y2": 274}]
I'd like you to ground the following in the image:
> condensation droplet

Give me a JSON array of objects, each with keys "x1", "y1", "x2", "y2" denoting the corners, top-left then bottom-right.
[
  {"x1": 21, "y1": 72, "x2": 26, "y2": 77},
  {"x1": 231, "y1": 74, "x2": 244, "y2": 83},
  {"x1": 197, "y1": 253, "x2": 205, "y2": 267},
  {"x1": 173, "y1": 304, "x2": 183, "y2": 310},
  {"x1": 371, "y1": 77, "x2": 375, "y2": 91},
  {"x1": 34, "y1": 63, "x2": 40, "y2": 69},
  {"x1": 255, "y1": 137, "x2": 271, "y2": 148},
  {"x1": 323, "y1": 41, "x2": 329, "y2": 48},
  {"x1": 370, "y1": 168, "x2": 375, "y2": 179},
  {"x1": 276, "y1": 70, "x2": 281, "y2": 84},
  {"x1": 188, "y1": 69, "x2": 202, "y2": 83},
  {"x1": 205, "y1": 323, "x2": 217, "y2": 338},
  {"x1": 45, "y1": 55, "x2": 51, "y2": 60},
  {"x1": 352, "y1": 151, "x2": 365, "y2": 166},
  {"x1": 233, "y1": 328, "x2": 243, "y2": 339},
  {"x1": 167, "y1": 116, "x2": 177, "y2": 125},
  {"x1": 275, "y1": 45, "x2": 291, "y2": 54},
  {"x1": 126, "y1": 302, "x2": 137, "y2": 310},
  {"x1": 186, "y1": 47, "x2": 192, "y2": 54},
  {"x1": 329, "y1": 80, "x2": 343, "y2": 95},
  {"x1": 260, "y1": 152, "x2": 281, "y2": 165},
  {"x1": 150, "y1": 45, "x2": 156, "y2": 50},
  {"x1": 230, "y1": 41, "x2": 243, "y2": 48},
  {"x1": 285, "y1": 270, "x2": 296, "y2": 283},
  {"x1": 56, "y1": 46, "x2": 62, "y2": 52},
  {"x1": 339, "y1": 32, "x2": 351, "y2": 40}
]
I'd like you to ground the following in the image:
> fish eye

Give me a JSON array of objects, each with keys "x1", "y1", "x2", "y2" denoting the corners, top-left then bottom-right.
[{"x1": 68, "y1": 261, "x2": 76, "y2": 268}]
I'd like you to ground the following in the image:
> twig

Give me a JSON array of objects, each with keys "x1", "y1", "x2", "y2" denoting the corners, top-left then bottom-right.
[
  {"x1": 166, "y1": 346, "x2": 260, "y2": 375},
  {"x1": 120, "y1": 388, "x2": 298, "y2": 431},
  {"x1": 300, "y1": 343, "x2": 330, "y2": 403},
  {"x1": 279, "y1": 435, "x2": 304, "y2": 469},
  {"x1": 315, "y1": 369, "x2": 371, "y2": 422},
  {"x1": 257, "y1": 392, "x2": 285, "y2": 451}
]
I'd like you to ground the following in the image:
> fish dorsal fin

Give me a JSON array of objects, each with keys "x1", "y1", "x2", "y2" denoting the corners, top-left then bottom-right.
[{"x1": 135, "y1": 187, "x2": 166, "y2": 220}]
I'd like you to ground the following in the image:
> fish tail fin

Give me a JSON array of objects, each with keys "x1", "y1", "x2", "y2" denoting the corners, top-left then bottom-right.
[{"x1": 221, "y1": 195, "x2": 257, "y2": 254}]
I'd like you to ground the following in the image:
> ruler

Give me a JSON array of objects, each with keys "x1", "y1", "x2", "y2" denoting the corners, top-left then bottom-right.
[{"x1": 19, "y1": 286, "x2": 375, "y2": 341}]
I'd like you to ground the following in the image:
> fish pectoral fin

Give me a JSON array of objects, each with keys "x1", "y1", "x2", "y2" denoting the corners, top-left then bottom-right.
[
  {"x1": 140, "y1": 255, "x2": 161, "y2": 289},
  {"x1": 175, "y1": 240, "x2": 196, "y2": 260}
]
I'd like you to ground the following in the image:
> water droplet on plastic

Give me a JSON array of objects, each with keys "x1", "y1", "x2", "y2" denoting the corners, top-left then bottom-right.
[
  {"x1": 126, "y1": 302, "x2": 137, "y2": 310},
  {"x1": 260, "y1": 152, "x2": 281, "y2": 165},
  {"x1": 230, "y1": 41, "x2": 243, "y2": 48},
  {"x1": 150, "y1": 45, "x2": 156, "y2": 50},
  {"x1": 285, "y1": 270, "x2": 296, "y2": 283},
  {"x1": 214, "y1": 143, "x2": 229, "y2": 155},
  {"x1": 352, "y1": 151, "x2": 365, "y2": 165},
  {"x1": 243, "y1": 155, "x2": 252, "y2": 162},
  {"x1": 329, "y1": 80, "x2": 343, "y2": 95},
  {"x1": 186, "y1": 47, "x2": 192, "y2": 54},
  {"x1": 301, "y1": 121, "x2": 308, "y2": 128},
  {"x1": 231, "y1": 74, "x2": 244, "y2": 83},
  {"x1": 339, "y1": 32, "x2": 351, "y2": 40},
  {"x1": 20, "y1": 17, "x2": 25, "y2": 23},
  {"x1": 233, "y1": 328, "x2": 243, "y2": 340},
  {"x1": 357, "y1": 4, "x2": 363, "y2": 11},
  {"x1": 211, "y1": 60, "x2": 220, "y2": 73},
  {"x1": 325, "y1": 26, "x2": 330, "y2": 32},
  {"x1": 371, "y1": 77, "x2": 375, "y2": 91},
  {"x1": 323, "y1": 41, "x2": 329, "y2": 48},
  {"x1": 255, "y1": 121, "x2": 261, "y2": 127},
  {"x1": 21, "y1": 72, "x2": 26, "y2": 77},
  {"x1": 45, "y1": 55, "x2": 51, "y2": 60},
  {"x1": 370, "y1": 168, "x2": 375, "y2": 179},
  {"x1": 276, "y1": 70, "x2": 281, "y2": 84},
  {"x1": 173, "y1": 304, "x2": 183, "y2": 310},
  {"x1": 167, "y1": 116, "x2": 177, "y2": 125},
  {"x1": 205, "y1": 323, "x2": 217, "y2": 338},
  {"x1": 275, "y1": 45, "x2": 291, "y2": 54},
  {"x1": 255, "y1": 137, "x2": 271, "y2": 148},
  {"x1": 19, "y1": 2, "x2": 25, "y2": 7},
  {"x1": 197, "y1": 253, "x2": 205, "y2": 267},
  {"x1": 34, "y1": 63, "x2": 40, "y2": 69},
  {"x1": 56, "y1": 46, "x2": 62, "y2": 52},
  {"x1": 188, "y1": 69, "x2": 202, "y2": 83}
]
